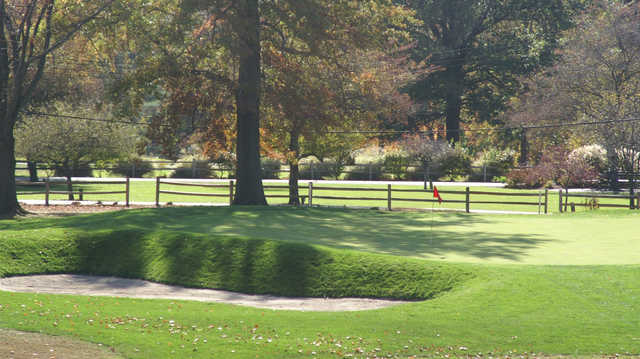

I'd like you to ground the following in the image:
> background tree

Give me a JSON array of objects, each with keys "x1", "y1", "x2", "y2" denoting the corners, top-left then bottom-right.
[
  {"x1": 401, "y1": 135, "x2": 452, "y2": 188},
  {"x1": 15, "y1": 104, "x2": 137, "y2": 199},
  {"x1": 511, "y1": 0, "x2": 640, "y2": 189},
  {"x1": 401, "y1": 0, "x2": 584, "y2": 143},
  {"x1": 109, "y1": 0, "x2": 415, "y2": 205},
  {"x1": 0, "y1": 0, "x2": 114, "y2": 217}
]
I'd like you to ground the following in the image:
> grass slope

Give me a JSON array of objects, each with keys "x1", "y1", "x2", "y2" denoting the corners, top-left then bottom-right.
[{"x1": 0, "y1": 224, "x2": 470, "y2": 301}]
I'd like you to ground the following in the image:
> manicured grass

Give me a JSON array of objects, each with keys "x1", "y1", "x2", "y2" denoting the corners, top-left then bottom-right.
[
  {"x1": 0, "y1": 226, "x2": 469, "y2": 300},
  {"x1": 1, "y1": 207, "x2": 639, "y2": 358},
  {"x1": 4, "y1": 206, "x2": 638, "y2": 265}
]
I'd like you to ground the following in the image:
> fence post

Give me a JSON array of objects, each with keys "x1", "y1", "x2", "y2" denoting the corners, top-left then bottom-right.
[
  {"x1": 558, "y1": 189, "x2": 563, "y2": 213},
  {"x1": 155, "y1": 177, "x2": 160, "y2": 207},
  {"x1": 308, "y1": 182, "x2": 313, "y2": 207},
  {"x1": 125, "y1": 177, "x2": 130, "y2": 207},
  {"x1": 229, "y1": 180, "x2": 234, "y2": 206},
  {"x1": 465, "y1": 187, "x2": 470, "y2": 213},
  {"x1": 79, "y1": 188, "x2": 84, "y2": 201},
  {"x1": 387, "y1": 184, "x2": 392, "y2": 211},
  {"x1": 630, "y1": 187, "x2": 635, "y2": 210},
  {"x1": 45, "y1": 178, "x2": 50, "y2": 207},
  {"x1": 423, "y1": 166, "x2": 427, "y2": 190},
  {"x1": 637, "y1": 193, "x2": 640, "y2": 210},
  {"x1": 544, "y1": 189, "x2": 549, "y2": 214},
  {"x1": 538, "y1": 191, "x2": 542, "y2": 215}
]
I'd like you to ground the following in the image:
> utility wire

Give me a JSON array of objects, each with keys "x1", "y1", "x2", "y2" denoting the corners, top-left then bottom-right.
[{"x1": 23, "y1": 110, "x2": 640, "y2": 135}]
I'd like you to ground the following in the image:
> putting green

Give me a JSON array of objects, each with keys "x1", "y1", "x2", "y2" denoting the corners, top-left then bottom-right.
[{"x1": 7, "y1": 206, "x2": 638, "y2": 265}]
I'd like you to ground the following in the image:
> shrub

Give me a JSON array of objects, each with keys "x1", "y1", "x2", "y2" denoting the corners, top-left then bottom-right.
[
  {"x1": 436, "y1": 147, "x2": 472, "y2": 181},
  {"x1": 383, "y1": 154, "x2": 410, "y2": 180},
  {"x1": 53, "y1": 164, "x2": 93, "y2": 178},
  {"x1": 569, "y1": 144, "x2": 607, "y2": 172},
  {"x1": 342, "y1": 163, "x2": 383, "y2": 181},
  {"x1": 261, "y1": 158, "x2": 282, "y2": 179},
  {"x1": 170, "y1": 161, "x2": 214, "y2": 179},
  {"x1": 111, "y1": 157, "x2": 154, "y2": 178},
  {"x1": 474, "y1": 148, "x2": 517, "y2": 175},
  {"x1": 506, "y1": 168, "x2": 544, "y2": 189}
]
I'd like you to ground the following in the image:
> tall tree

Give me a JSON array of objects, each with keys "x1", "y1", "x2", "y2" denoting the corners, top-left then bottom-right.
[
  {"x1": 231, "y1": 0, "x2": 265, "y2": 204},
  {"x1": 0, "y1": 0, "x2": 114, "y2": 218},
  {"x1": 401, "y1": 0, "x2": 583, "y2": 142},
  {"x1": 116, "y1": 0, "x2": 414, "y2": 205},
  {"x1": 510, "y1": 0, "x2": 640, "y2": 189}
]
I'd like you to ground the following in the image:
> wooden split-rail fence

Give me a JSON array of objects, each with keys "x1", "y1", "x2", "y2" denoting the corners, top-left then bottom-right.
[
  {"x1": 17, "y1": 178, "x2": 131, "y2": 207},
  {"x1": 17, "y1": 177, "x2": 640, "y2": 213}
]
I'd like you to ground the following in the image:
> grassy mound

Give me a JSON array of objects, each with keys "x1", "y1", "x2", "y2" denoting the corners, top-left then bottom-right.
[{"x1": 0, "y1": 229, "x2": 472, "y2": 300}]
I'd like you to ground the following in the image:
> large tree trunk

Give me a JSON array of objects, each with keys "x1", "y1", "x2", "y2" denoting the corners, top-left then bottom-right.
[
  {"x1": 0, "y1": 128, "x2": 20, "y2": 217},
  {"x1": 288, "y1": 130, "x2": 300, "y2": 206},
  {"x1": 233, "y1": 0, "x2": 266, "y2": 205},
  {"x1": 443, "y1": 65, "x2": 465, "y2": 144}
]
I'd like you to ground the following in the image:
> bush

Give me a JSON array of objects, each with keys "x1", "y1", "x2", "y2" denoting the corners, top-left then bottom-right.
[
  {"x1": 111, "y1": 157, "x2": 154, "y2": 178},
  {"x1": 53, "y1": 164, "x2": 93, "y2": 178},
  {"x1": 506, "y1": 168, "x2": 544, "y2": 189},
  {"x1": 436, "y1": 147, "x2": 471, "y2": 180},
  {"x1": 343, "y1": 163, "x2": 383, "y2": 181},
  {"x1": 569, "y1": 144, "x2": 607, "y2": 172},
  {"x1": 474, "y1": 148, "x2": 517, "y2": 176},
  {"x1": 261, "y1": 158, "x2": 282, "y2": 179},
  {"x1": 170, "y1": 161, "x2": 215, "y2": 179},
  {"x1": 383, "y1": 154, "x2": 410, "y2": 180}
]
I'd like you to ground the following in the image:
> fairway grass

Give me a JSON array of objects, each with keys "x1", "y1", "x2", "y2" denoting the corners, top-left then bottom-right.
[{"x1": 1, "y1": 207, "x2": 639, "y2": 358}]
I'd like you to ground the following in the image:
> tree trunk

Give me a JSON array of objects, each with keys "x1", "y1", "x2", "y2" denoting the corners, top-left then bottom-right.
[
  {"x1": 66, "y1": 176, "x2": 74, "y2": 201},
  {"x1": 28, "y1": 161, "x2": 38, "y2": 182},
  {"x1": 233, "y1": 0, "x2": 266, "y2": 205},
  {"x1": 288, "y1": 130, "x2": 300, "y2": 206},
  {"x1": 0, "y1": 129, "x2": 20, "y2": 217},
  {"x1": 443, "y1": 65, "x2": 465, "y2": 144}
]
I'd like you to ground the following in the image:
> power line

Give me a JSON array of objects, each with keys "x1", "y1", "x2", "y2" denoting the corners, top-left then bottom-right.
[
  {"x1": 24, "y1": 109, "x2": 640, "y2": 136},
  {"x1": 327, "y1": 117, "x2": 640, "y2": 135}
]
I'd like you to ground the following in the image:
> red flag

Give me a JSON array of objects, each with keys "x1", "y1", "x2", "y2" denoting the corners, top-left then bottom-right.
[{"x1": 433, "y1": 186, "x2": 443, "y2": 204}]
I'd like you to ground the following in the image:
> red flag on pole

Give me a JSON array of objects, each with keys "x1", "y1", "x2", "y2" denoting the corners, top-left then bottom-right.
[{"x1": 433, "y1": 186, "x2": 443, "y2": 204}]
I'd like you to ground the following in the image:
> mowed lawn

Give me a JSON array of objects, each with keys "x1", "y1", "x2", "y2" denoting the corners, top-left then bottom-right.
[
  {"x1": 1, "y1": 207, "x2": 639, "y2": 358},
  {"x1": 8, "y1": 206, "x2": 638, "y2": 265}
]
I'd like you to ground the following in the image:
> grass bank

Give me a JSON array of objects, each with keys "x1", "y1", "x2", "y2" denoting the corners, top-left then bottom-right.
[{"x1": 0, "y1": 213, "x2": 471, "y2": 300}]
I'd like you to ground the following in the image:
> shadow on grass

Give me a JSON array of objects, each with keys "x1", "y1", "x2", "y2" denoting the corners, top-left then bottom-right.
[
  {"x1": 4, "y1": 206, "x2": 550, "y2": 263},
  {"x1": 65, "y1": 229, "x2": 343, "y2": 297}
]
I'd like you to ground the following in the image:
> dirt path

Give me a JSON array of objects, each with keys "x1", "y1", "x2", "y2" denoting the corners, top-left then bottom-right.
[
  {"x1": 0, "y1": 274, "x2": 409, "y2": 312},
  {"x1": 0, "y1": 329, "x2": 122, "y2": 359}
]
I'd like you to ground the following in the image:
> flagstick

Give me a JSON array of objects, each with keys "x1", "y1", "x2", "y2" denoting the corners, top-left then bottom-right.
[{"x1": 430, "y1": 199, "x2": 434, "y2": 246}]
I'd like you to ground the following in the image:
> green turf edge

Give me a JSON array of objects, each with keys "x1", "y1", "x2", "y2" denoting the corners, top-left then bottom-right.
[{"x1": 0, "y1": 230, "x2": 474, "y2": 300}]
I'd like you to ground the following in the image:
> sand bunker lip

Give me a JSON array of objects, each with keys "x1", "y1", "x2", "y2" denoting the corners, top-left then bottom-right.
[{"x1": 0, "y1": 274, "x2": 410, "y2": 312}]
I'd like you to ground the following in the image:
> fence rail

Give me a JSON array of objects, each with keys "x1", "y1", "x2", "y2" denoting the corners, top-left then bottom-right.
[
  {"x1": 156, "y1": 178, "x2": 549, "y2": 213},
  {"x1": 558, "y1": 189, "x2": 638, "y2": 212},
  {"x1": 18, "y1": 178, "x2": 640, "y2": 214},
  {"x1": 17, "y1": 178, "x2": 130, "y2": 206}
]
